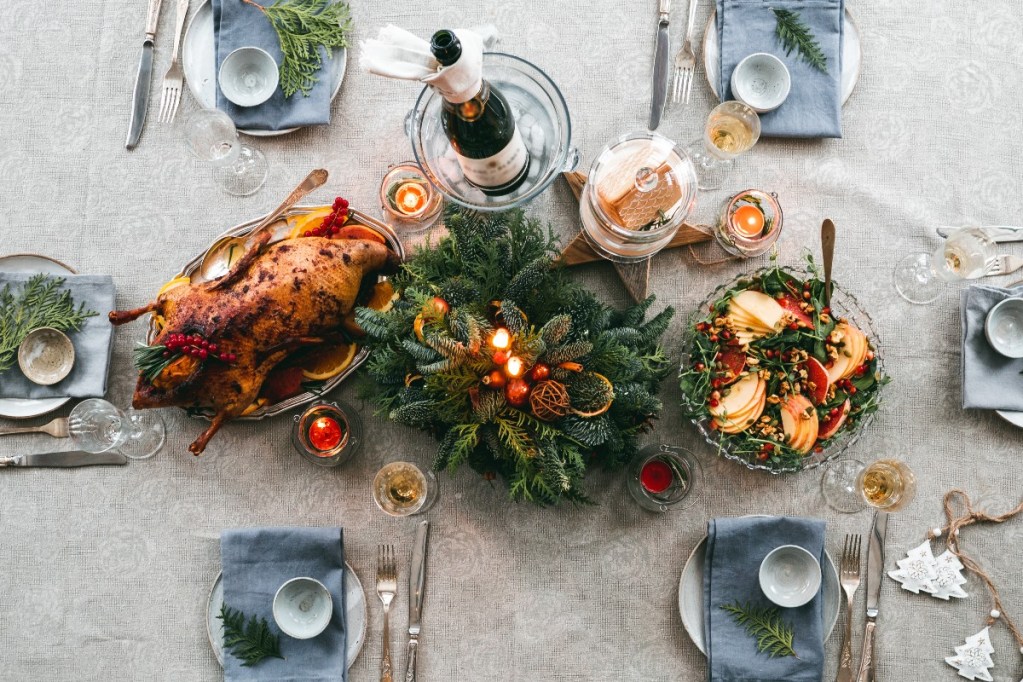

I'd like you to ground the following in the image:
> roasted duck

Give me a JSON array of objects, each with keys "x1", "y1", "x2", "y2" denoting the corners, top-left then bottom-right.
[{"x1": 110, "y1": 231, "x2": 397, "y2": 454}]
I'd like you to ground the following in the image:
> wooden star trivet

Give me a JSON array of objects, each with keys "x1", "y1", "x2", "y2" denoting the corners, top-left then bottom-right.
[{"x1": 558, "y1": 171, "x2": 711, "y2": 302}]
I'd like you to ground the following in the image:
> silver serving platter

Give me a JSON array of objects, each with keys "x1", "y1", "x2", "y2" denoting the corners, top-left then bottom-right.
[
  {"x1": 679, "y1": 266, "x2": 885, "y2": 473},
  {"x1": 146, "y1": 206, "x2": 404, "y2": 420}
]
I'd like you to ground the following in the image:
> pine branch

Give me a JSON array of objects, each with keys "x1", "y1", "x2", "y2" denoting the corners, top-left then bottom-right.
[
  {"x1": 0, "y1": 275, "x2": 97, "y2": 374},
  {"x1": 243, "y1": 0, "x2": 353, "y2": 98},
  {"x1": 720, "y1": 601, "x2": 800, "y2": 659},
  {"x1": 772, "y1": 8, "x2": 828, "y2": 74},
  {"x1": 218, "y1": 604, "x2": 285, "y2": 667}
]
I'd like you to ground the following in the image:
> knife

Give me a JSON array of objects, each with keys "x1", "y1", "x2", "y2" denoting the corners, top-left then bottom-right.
[
  {"x1": 855, "y1": 511, "x2": 888, "y2": 682},
  {"x1": 126, "y1": 0, "x2": 165, "y2": 149},
  {"x1": 403, "y1": 520, "x2": 430, "y2": 682},
  {"x1": 648, "y1": 0, "x2": 671, "y2": 130},
  {"x1": 936, "y1": 226, "x2": 1023, "y2": 243},
  {"x1": 0, "y1": 451, "x2": 128, "y2": 467},
  {"x1": 821, "y1": 218, "x2": 836, "y2": 306}
]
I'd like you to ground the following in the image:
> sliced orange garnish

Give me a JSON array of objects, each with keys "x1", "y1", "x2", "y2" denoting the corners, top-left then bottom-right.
[
  {"x1": 287, "y1": 207, "x2": 334, "y2": 239},
  {"x1": 157, "y1": 276, "x2": 191, "y2": 297},
  {"x1": 366, "y1": 281, "x2": 397, "y2": 312},
  {"x1": 301, "y1": 342, "x2": 358, "y2": 381},
  {"x1": 334, "y1": 225, "x2": 387, "y2": 244}
]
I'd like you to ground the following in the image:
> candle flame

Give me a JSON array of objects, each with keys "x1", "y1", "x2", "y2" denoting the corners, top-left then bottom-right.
[
  {"x1": 505, "y1": 356, "x2": 524, "y2": 377},
  {"x1": 491, "y1": 328, "x2": 511, "y2": 350}
]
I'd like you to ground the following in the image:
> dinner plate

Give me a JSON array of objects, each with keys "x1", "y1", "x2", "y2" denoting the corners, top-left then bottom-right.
[
  {"x1": 996, "y1": 410, "x2": 1023, "y2": 428},
  {"x1": 182, "y1": 0, "x2": 348, "y2": 137},
  {"x1": 703, "y1": 8, "x2": 862, "y2": 105},
  {"x1": 0, "y1": 254, "x2": 77, "y2": 419},
  {"x1": 206, "y1": 561, "x2": 367, "y2": 668},
  {"x1": 678, "y1": 528, "x2": 841, "y2": 655}
]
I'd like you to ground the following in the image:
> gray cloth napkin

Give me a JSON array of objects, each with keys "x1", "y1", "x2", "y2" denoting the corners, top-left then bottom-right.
[
  {"x1": 221, "y1": 527, "x2": 348, "y2": 682},
  {"x1": 704, "y1": 516, "x2": 826, "y2": 681},
  {"x1": 0, "y1": 273, "x2": 115, "y2": 399},
  {"x1": 212, "y1": 0, "x2": 341, "y2": 131},
  {"x1": 717, "y1": 0, "x2": 843, "y2": 138},
  {"x1": 961, "y1": 284, "x2": 1023, "y2": 411}
]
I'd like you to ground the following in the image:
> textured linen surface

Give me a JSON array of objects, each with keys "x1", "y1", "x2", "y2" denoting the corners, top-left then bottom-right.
[
  {"x1": 960, "y1": 285, "x2": 1023, "y2": 411},
  {"x1": 717, "y1": 0, "x2": 843, "y2": 138},
  {"x1": 0, "y1": 273, "x2": 115, "y2": 399},
  {"x1": 220, "y1": 527, "x2": 347, "y2": 682},
  {"x1": 704, "y1": 517, "x2": 825, "y2": 681},
  {"x1": 2, "y1": 0, "x2": 1023, "y2": 680}
]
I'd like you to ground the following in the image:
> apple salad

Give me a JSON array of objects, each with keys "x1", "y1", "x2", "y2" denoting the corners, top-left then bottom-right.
[{"x1": 679, "y1": 264, "x2": 887, "y2": 471}]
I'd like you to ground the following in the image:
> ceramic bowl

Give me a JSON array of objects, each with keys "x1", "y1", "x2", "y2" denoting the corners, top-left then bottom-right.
[
  {"x1": 218, "y1": 47, "x2": 279, "y2": 107},
  {"x1": 985, "y1": 298, "x2": 1023, "y2": 358},
  {"x1": 731, "y1": 53, "x2": 791, "y2": 113},
  {"x1": 273, "y1": 577, "x2": 333, "y2": 639},
  {"x1": 18, "y1": 327, "x2": 75, "y2": 385},
  {"x1": 759, "y1": 545, "x2": 822, "y2": 608}
]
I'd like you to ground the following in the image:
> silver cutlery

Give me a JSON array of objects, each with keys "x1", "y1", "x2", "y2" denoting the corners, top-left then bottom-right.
[
  {"x1": 937, "y1": 226, "x2": 1023, "y2": 243},
  {"x1": 0, "y1": 417, "x2": 69, "y2": 438},
  {"x1": 986, "y1": 254, "x2": 1023, "y2": 277},
  {"x1": 648, "y1": 0, "x2": 671, "y2": 130},
  {"x1": 671, "y1": 0, "x2": 698, "y2": 105},
  {"x1": 404, "y1": 520, "x2": 430, "y2": 682},
  {"x1": 836, "y1": 534, "x2": 861, "y2": 682},
  {"x1": 0, "y1": 451, "x2": 127, "y2": 467},
  {"x1": 157, "y1": 0, "x2": 190, "y2": 124},
  {"x1": 855, "y1": 511, "x2": 888, "y2": 682},
  {"x1": 126, "y1": 0, "x2": 165, "y2": 149},
  {"x1": 376, "y1": 544, "x2": 398, "y2": 682},
  {"x1": 822, "y1": 218, "x2": 836, "y2": 306}
]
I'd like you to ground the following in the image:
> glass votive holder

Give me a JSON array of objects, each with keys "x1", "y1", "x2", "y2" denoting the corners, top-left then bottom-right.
[
  {"x1": 627, "y1": 444, "x2": 703, "y2": 512},
  {"x1": 291, "y1": 400, "x2": 362, "y2": 468},
  {"x1": 714, "y1": 189, "x2": 783, "y2": 258},
  {"x1": 379, "y1": 162, "x2": 443, "y2": 234}
]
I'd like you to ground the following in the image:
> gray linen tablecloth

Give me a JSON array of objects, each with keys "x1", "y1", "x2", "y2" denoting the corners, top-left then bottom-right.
[{"x1": 2, "y1": 1, "x2": 1023, "y2": 680}]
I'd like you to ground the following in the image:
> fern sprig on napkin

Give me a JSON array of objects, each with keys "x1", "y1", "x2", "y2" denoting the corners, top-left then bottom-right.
[
  {"x1": 720, "y1": 601, "x2": 800, "y2": 659},
  {"x1": 772, "y1": 8, "x2": 828, "y2": 74},
  {"x1": 219, "y1": 604, "x2": 285, "y2": 667}
]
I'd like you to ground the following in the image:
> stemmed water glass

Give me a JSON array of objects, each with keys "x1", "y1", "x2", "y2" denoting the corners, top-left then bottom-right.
[
  {"x1": 182, "y1": 109, "x2": 267, "y2": 196},
  {"x1": 687, "y1": 100, "x2": 761, "y2": 190},
  {"x1": 68, "y1": 398, "x2": 166, "y2": 460},
  {"x1": 894, "y1": 227, "x2": 997, "y2": 304},
  {"x1": 820, "y1": 458, "x2": 916, "y2": 514}
]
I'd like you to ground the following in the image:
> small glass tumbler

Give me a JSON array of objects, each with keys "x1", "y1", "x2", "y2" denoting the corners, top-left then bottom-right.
[
  {"x1": 714, "y1": 189, "x2": 783, "y2": 257},
  {"x1": 291, "y1": 400, "x2": 362, "y2": 468},
  {"x1": 372, "y1": 461, "x2": 439, "y2": 517},
  {"x1": 627, "y1": 444, "x2": 703, "y2": 512},
  {"x1": 379, "y1": 162, "x2": 443, "y2": 234}
]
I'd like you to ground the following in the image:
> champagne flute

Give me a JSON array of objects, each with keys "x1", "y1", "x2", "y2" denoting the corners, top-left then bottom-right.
[
  {"x1": 182, "y1": 109, "x2": 267, "y2": 196},
  {"x1": 820, "y1": 458, "x2": 916, "y2": 513},
  {"x1": 68, "y1": 398, "x2": 166, "y2": 460},
  {"x1": 372, "y1": 461, "x2": 439, "y2": 517},
  {"x1": 894, "y1": 227, "x2": 997, "y2": 304},
  {"x1": 687, "y1": 101, "x2": 761, "y2": 190}
]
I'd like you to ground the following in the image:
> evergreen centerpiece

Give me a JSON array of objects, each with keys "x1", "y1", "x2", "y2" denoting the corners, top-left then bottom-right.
[{"x1": 356, "y1": 207, "x2": 674, "y2": 505}]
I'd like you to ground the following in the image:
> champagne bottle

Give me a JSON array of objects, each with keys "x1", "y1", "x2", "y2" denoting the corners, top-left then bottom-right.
[{"x1": 430, "y1": 30, "x2": 530, "y2": 196}]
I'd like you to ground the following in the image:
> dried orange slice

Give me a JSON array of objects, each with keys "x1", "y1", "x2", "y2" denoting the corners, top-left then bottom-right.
[
  {"x1": 157, "y1": 276, "x2": 191, "y2": 297},
  {"x1": 570, "y1": 372, "x2": 614, "y2": 417},
  {"x1": 287, "y1": 206, "x2": 333, "y2": 239},
  {"x1": 301, "y1": 342, "x2": 358, "y2": 381},
  {"x1": 334, "y1": 225, "x2": 387, "y2": 244},
  {"x1": 366, "y1": 281, "x2": 397, "y2": 312}
]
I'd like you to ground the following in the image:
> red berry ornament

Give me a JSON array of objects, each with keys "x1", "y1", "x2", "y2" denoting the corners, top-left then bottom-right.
[
  {"x1": 505, "y1": 378, "x2": 530, "y2": 406},
  {"x1": 529, "y1": 363, "x2": 550, "y2": 382}
]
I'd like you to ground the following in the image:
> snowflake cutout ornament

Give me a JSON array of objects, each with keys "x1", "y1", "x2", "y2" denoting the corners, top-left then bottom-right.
[
  {"x1": 931, "y1": 550, "x2": 969, "y2": 600},
  {"x1": 888, "y1": 541, "x2": 938, "y2": 594},
  {"x1": 946, "y1": 626, "x2": 995, "y2": 681}
]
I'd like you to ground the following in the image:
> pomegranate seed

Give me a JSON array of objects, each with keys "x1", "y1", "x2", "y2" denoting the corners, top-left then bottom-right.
[
  {"x1": 710, "y1": 334, "x2": 719, "y2": 342},
  {"x1": 849, "y1": 386, "x2": 857, "y2": 394},
  {"x1": 788, "y1": 323, "x2": 799, "y2": 331},
  {"x1": 757, "y1": 452, "x2": 769, "y2": 461},
  {"x1": 708, "y1": 398, "x2": 720, "y2": 407},
  {"x1": 695, "y1": 363, "x2": 705, "y2": 371}
]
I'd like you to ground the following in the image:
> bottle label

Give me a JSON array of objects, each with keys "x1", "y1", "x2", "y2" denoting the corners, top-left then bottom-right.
[{"x1": 455, "y1": 128, "x2": 529, "y2": 189}]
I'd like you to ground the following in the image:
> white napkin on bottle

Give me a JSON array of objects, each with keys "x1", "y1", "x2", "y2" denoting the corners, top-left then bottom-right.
[{"x1": 360, "y1": 25, "x2": 497, "y2": 103}]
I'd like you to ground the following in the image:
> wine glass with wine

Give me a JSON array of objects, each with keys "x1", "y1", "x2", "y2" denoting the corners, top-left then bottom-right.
[
  {"x1": 894, "y1": 227, "x2": 997, "y2": 304},
  {"x1": 820, "y1": 458, "x2": 916, "y2": 514},
  {"x1": 372, "y1": 461, "x2": 439, "y2": 517},
  {"x1": 687, "y1": 100, "x2": 761, "y2": 190},
  {"x1": 181, "y1": 109, "x2": 268, "y2": 196}
]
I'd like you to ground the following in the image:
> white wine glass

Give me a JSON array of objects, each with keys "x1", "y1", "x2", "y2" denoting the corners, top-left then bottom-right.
[
  {"x1": 372, "y1": 461, "x2": 439, "y2": 517},
  {"x1": 894, "y1": 227, "x2": 997, "y2": 304},
  {"x1": 68, "y1": 398, "x2": 166, "y2": 460},
  {"x1": 687, "y1": 100, "x2": 761, "y2": 190},
  {"x1": 182, "y1": 109, "x2": 267, "y2": 196},
  {"x1": 820, "y1": 458, "x2": 916, "y2": 513}
]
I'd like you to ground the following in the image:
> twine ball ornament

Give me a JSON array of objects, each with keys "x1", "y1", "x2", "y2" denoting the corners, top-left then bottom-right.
[{"x1": 529, "y1": 380, "x2": 570, "y2": 421}]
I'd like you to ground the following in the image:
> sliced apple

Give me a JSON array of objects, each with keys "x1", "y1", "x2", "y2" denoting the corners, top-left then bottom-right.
[
  {"x1": 776, "y1": 293, "x2": 813, "y2": 328},
  {"x1": 730, "y1": 290, "x2": 787, "y2": 331},
  {"x1": 715, "y1": 347, "x2": 747, "y2": 386},
  {"x1": 827, "y1": 322, "x2": 868, "y2": 382},
  {"x1": 803, "y1": 357, "x2": 830, "y2": 405},
  {"x1": 709, "y1": 374, "x2": 761, "y2": 419},
  {"x1": 780, "y1": 394, "x2": 818, "y2": 455},
  {"x1": 715, "y1": 390, "x2": 767, "y2": 434},
  {"x1": 818, "y1": 399, "x2": 851, "y2": 440},
  {"x1": 727, "y1": 305, "x2": 774, "y2": 330}
]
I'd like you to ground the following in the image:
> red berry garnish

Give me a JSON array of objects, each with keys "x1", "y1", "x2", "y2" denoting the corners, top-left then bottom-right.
[
  {"x1": 208, "y1": 344, "x2": 218, "y2": 353},
  {"x1": 199, "y1": 349, "x2": 208, "y2": 359},
  {"x1": 708, "y1": 398, "x2": 720, "y2": 407}
]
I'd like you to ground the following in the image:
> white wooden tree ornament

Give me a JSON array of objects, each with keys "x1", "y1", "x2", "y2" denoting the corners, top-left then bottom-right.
[{"x1": 945, "y1": 627, "x2": 995, "y2": 681}]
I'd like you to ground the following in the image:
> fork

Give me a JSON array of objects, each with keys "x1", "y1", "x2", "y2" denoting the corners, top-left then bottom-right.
[
  {"x1": 0, "y1": 417, "x2": 69, "y2": 438},
  {"x1": 157, "y1": 0, "x2": 190, "y2": 123},
  {"x1": 837, "y1": 534, "x2": 862, "y2": 682},
  {"x1": 985, "y1": 254, "x2": 1023, "y2": 277},
  {"x1": 671, "y1": 0, "x2": 699, "y2": 104},
  {"x1": 376, "y1": 545, "x2": 397, "y2": 682}
]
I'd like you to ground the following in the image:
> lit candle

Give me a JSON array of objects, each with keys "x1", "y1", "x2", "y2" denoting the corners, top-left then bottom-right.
[
  {"x1": 308, "y1": 416, "x2": 344, "y2": 453},
  {"x1": 394, "y1": 182, "x2": 428, "y2": 216},
  {"x1": 491, "y1": 328, "x2": 511, "y2": 350},
  {"x1": 505, "y1": 356, "x2": 524, "y2": 377},
  {"x1": 732, "y1": 204, "x2": 765, "y2": 237}
]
